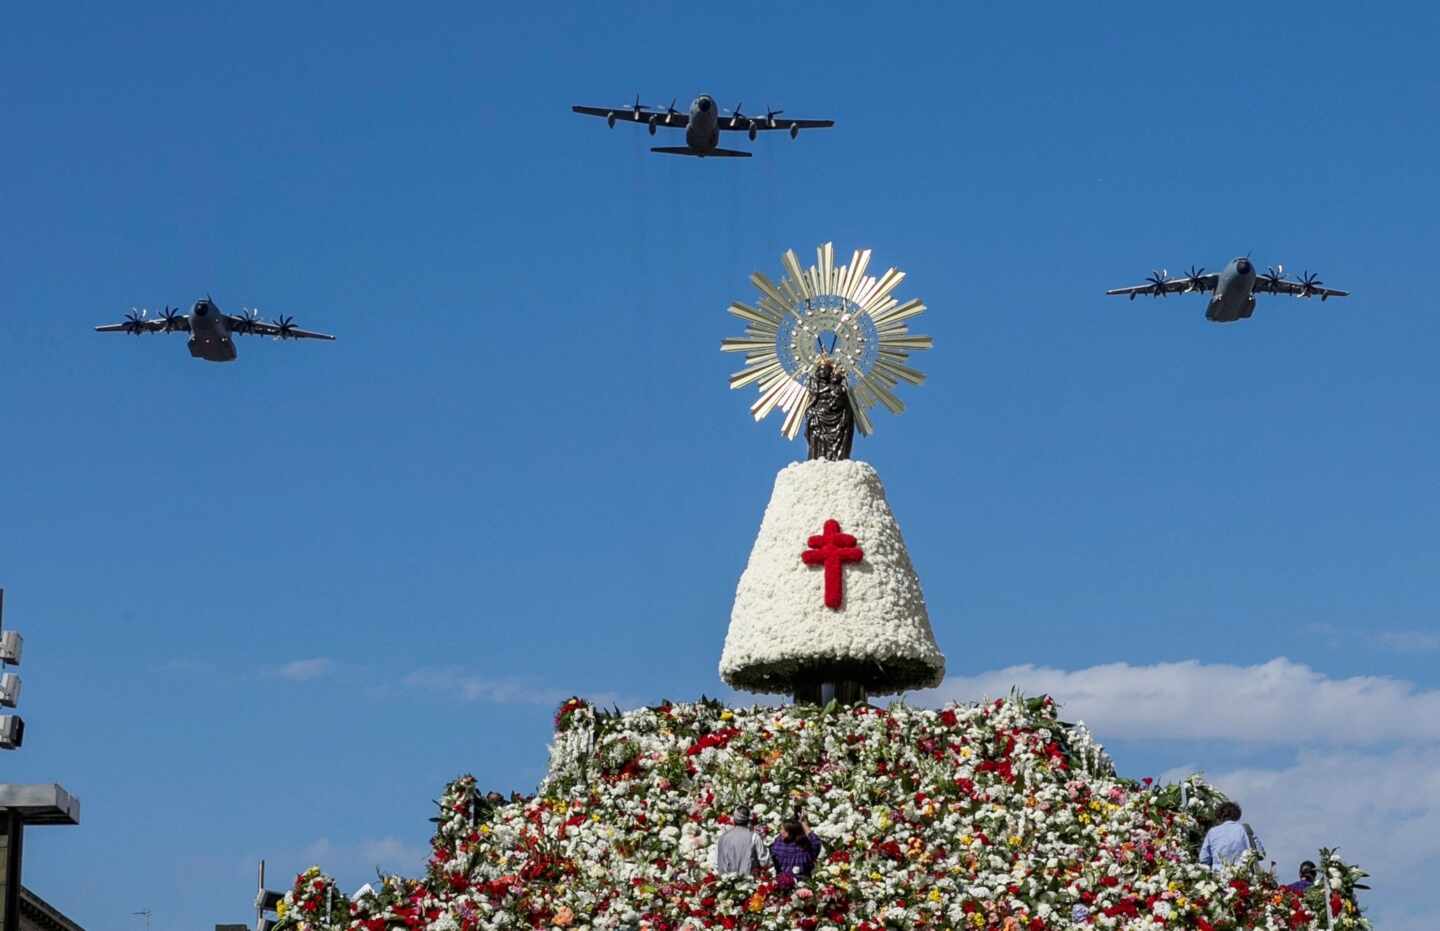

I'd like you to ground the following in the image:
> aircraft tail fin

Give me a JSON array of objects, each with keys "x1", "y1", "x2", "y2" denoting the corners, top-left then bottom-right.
[{"x1": 650, "y1": 146, "x2": 752, "y2": 158}]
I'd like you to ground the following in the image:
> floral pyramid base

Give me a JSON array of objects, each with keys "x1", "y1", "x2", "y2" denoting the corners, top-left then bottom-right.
[{"x1": 276, "y1": 696, "x2": 1369, "y2": 931}]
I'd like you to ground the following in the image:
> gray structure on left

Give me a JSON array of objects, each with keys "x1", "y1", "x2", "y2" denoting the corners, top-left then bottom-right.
[
  {"x1": 1, "y1": 592, "x2": 82, "y2": 931},
  {"x1": 1, "y1": 785, "x2": 81, "y2": 931},
  {"x1": 16, "y1": 887, "x2": 84, "y2": 931}
]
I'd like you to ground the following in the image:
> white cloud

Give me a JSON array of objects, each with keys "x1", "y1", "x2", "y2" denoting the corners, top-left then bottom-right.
[
  {"x1": 401, "y1": 666, "x2": 632, "y2": 709},
  {"x1": 924, "y1": 657, "x2": 1440, "y2": 743},
  {"x1": 1309, "y1": 623, "x2": 1440, "y2": 654},
  {"x1": 266, "y1": 657, "x2": 336, "y2": 682},
  {"x1": 1374, "y1": 629, "x2": 1440, "y2": 652}
]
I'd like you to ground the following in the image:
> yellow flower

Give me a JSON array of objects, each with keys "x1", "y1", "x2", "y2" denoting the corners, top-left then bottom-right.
[
  {"x1": 960, "y1": 747, "x2": 974, "y2": 758},
  {"x1": 720, "y1": 710, "x2": 734, "y2": 720},
  {"x1": 1078, "y1": 814, "x2": 1091, "y2": 824},
  {"x1": 967, "y1": 913, "x2": 985, "y2": 928},
  {"x1": 929, "y1": 889, "x2": 942, "y2": 902},
  {"x1": 276, "y1": 901, "x2": 288, "y2": 918},
  {"x1": 1008, "y1": 835, "x2": 1022, "y2": 848},
  {"x1": 1168, "y1": 882, "x2": 1180, "y2": 892},
  {"x1": 960, "y1": 834, "x2": 974, "y2": 846},
  {"x1": 746, "y1": 893, "x2": 764, "y2": 913},
  {"x1": 870, "y1": 872, "x2": 884, "y2": 881}
]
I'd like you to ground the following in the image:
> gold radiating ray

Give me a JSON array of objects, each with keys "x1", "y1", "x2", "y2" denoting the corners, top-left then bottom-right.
[
  {"x1": 728, "y1": 302, "x2": 780, "y2": 326},
  {"x1": 751, "y1": 375, "x2": 794, "y2": 420},
  {"x1": 871, "y1": 298, "x2": 926, "y2": 326},
  {"x1": 720, "y1": 338, "x2": 776, "y2": 353},
  {"x1": 724, "y1": 242, "x2": 933, "y2": 437},
  {"x1": 862, "y1": 270, "x2": 907, "y2": 314},
  {"x1": 847, "y1": 249, "x2": 872, "y2": 301},
  {"x1": 782, "y1": 251, "x2": 809, "y2": 299},
  {"x1": 873, "y1": 358, "x2": 927, "y2": 385},
  {"x1": 781, "y1": 390, "x2": 812, "y2": 440},
  {"x1": 750, "y1": 272, "x2": 795, "y2": 315},
  {"x1": 879, "y1": 335, "x2": 934, "y2": 351},
  {"x1": 729, "y1": 359, "x2": 784, "y2": 390}
]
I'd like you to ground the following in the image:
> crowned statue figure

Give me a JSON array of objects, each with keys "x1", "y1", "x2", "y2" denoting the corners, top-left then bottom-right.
[
  {"x1": 805, "y1": 359, "x2": 854, "y2": 461},
  {"x1": 720, "y1": 243, "x2": 943, "y2": 704}
]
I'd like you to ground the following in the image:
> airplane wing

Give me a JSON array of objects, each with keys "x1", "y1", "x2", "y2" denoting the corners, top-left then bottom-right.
[
  {"x1": 1106, "y1": 273, "x2": 1217, "y2": 299},
  {"x1": 720, "y1": 117, "x2": 835, "y2": 132},
  {"x1": 95, "y1": 315, "x2": 189, "y2": 334},
  {"x1": 236, "y1": 317, "x2": 336, "y2": 340},
  {"x1": 572, "y1": 105, "x2": 689, "y2": 128},
  {"x1": 1252, "y1": 277, "x2": 1349, "y2": 299}
]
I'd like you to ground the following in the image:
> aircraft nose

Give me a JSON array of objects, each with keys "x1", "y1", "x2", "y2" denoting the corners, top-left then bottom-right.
[
  {"x1": 195, "y1": 304, "x2": 208, "y2": 316},
  {"x1": 697, "y1": 98, "x2": 711, "y2": 112},
  {"x1": 1236, "y1": 259, "x2": 1252, "y2": 274}
]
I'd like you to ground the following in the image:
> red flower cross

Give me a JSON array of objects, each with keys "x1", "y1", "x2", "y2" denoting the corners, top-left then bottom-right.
[{"x1": 801, "y1": 519, "x2": 863, "y2": 609}]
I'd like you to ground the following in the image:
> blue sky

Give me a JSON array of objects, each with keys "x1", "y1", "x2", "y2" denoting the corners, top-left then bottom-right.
[{"x1": 3, "y1": 1, "x2": 1438, "y2": 928}]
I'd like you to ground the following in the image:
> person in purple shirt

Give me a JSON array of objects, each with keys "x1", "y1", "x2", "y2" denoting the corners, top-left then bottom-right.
[
  {"x1": 769, "y1": 815, "x2": 823, "y2": 883},
  {"x1": 1285, "y1": 861, "x2": 1317, "y2": 894}
]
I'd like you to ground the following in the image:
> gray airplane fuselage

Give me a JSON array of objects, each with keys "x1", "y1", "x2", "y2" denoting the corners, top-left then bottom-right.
[
  {"x1": 187, "y1": 299, "x2": 238, "y2": 362},
  {"x1": 1206, "y1": 257, "x2": 1257, "y2": 323},
  {"x1": 685, "y1": 96, "x2": 720, "y2": 152}
]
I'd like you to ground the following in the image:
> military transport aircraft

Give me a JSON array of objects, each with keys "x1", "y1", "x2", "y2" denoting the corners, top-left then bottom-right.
[
  {"x1": 571, "y1": 94, "x2": 834, "y2": 157},
  {"x1": 1106, "y1": 257, "x2": 1350, "y2": 323},
  {"x1": 96, "y1": 297, "x2": 335, "y2": 362}
]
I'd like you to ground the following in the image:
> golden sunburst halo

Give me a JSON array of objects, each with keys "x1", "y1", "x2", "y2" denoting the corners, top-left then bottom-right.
[{"x1": 721, "y1": 242, "x2": 934, "y2": 439}]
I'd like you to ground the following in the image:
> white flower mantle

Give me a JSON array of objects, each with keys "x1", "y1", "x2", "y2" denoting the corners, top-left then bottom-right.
[{"x1": 720, "y1": 459, "x2": 945, "y2": 695}]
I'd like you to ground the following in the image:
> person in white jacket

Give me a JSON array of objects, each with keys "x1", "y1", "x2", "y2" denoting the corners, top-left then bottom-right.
[
  {"x1": 711, "y1": 806, "x2": 772, "y2": 875},
  {"x1": 1199, "y1": 801, "x2": 1264, "y2": 870}
]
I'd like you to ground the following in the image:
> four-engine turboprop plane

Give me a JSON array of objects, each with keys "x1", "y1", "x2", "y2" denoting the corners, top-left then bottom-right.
[
  {"x1": 96, "y1": 297, "x2": 335, "y2": 362},
  {"x1": 1106, "y1": 257, "x2": 1350, "y2": 322},
  {"x1": 571, "y1": 94, "x2": 834, "y2": 157}
]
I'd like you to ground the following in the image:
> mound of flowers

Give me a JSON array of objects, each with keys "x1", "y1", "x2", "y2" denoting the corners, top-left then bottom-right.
[{"x1": 276, "y1": 695, "x2": 1369, "y2": 931}]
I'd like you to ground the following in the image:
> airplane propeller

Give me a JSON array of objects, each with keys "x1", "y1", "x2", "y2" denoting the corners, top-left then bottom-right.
[
  {"x1": 157, "y1": 305, "x2": 185, "y2": 332},
  {"x1": 662, "y1": 98, "x2": 679, "y2": 124},
  {"x1": 739, "y1": 104, "x2": 782, "y2": 141},
  {"x1": 1146, "y1": 269, "x2": 1170, "y2": 297},
  {"x1": 271, "y1": 314, "x2": 299, "y2": 340},
  {"x1": 1295, "y1": 270, "x2": 1323, "y2": 298},
  {"x1": 1261, "y1": 265, "x2": 1286, "y2": 292},
  {"x1": 232, "y1": 307, "x2": 262, "y2": 334},
  {"x1": 1183, "y1": 265, "x2": 1207, "y2": 292},
  {"x1": 122, "y1": 308, "x2": 149, "y2": 334}
]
